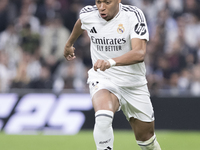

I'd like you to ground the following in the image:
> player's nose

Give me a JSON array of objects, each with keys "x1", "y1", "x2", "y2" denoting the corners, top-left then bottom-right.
[{"x1": 99, "y1": 3, "x2": 106, "y2": 11}]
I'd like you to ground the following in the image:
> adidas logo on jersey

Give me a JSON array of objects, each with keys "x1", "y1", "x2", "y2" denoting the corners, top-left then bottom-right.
[
  {"x1": 104, "y1": 146, "x2": 112, "y2": 150},
  {"x1": 90, "y1": 27, "x2": 97, "y2": 33}
]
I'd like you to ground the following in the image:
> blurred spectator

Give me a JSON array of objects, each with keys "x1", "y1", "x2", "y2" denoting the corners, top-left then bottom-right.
[
  {"x1": 15, "y1": 3, "x2": 41, "y2": 33},
  {"x1": 10, "y1": 52, "x2": 30, "y2": 89},
  {"x1": 25, "y1": 51, "x2": 41, "y2": 80},
  {"x1": 190, "y1": 64, "x2": 200, "y2": 96},
  {"x1": 54, "y1": 58, "x2": 87, "y2": 92},
  {"x1": 21, "y1": 0, "x2": 37, "y2": 15},
  {"x1": 155, "y1": 0, "x2": 183, "y2": 18},
  {"x1": 0, "y1": 0, "x2": 17, "y2": 32},
  {"x1": 198, "y1": 44, "x2": 200, "y2": 63},
  {"x1": 167, "y1": 39, "x2": 186, "y2": 73},
  {"x1": 19, "y1": 23, "x2": 40, "y2": 54},
  {"x1": 35, "y1": 0, "x2": 62, "y2": 25},
  {"x1": 40, "y1": 15, "x2": 70, "y2": 74},
  {"x1": 156, "y1": 8, "x2": 178, "y2": 54},
  {"x1": 0, "y1": 51, "x2": 15, "y2": 92},
  {"x1": 0, "y1": 23, "x2": 21, "y2": 66},
  {"x1": 28, "y1": 64, "x2": 53, "y2": 89},
  {"x1": 168, "y1": 73, "x2": 179, "y2": 89},
  {"x1": 11, "y1": 51, "x2": 42, "y2": 89},
  {"x1": 62, "y1": 1, "x2": 82, "y2": 32},
  {"x1": 75, "y1": 31, "x2": 92, "y2": 70},
  {"x1": 177, "y1": 69, "x2": 191, "y2": 91},
  {"x1": 183, "y1": 0, "x2": 200, "y2": 19},
  {"x1": 184, "y1": 14, "x2": 200, "y2": 49}
]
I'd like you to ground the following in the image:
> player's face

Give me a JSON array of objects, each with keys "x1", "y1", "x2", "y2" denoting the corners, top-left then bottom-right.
[{"x1": 96, "y1": 0, "x2": 121, "y2": 21}]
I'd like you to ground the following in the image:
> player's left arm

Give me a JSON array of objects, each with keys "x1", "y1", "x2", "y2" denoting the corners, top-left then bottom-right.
[
  {"x1": 93, "y1": 38, "x2": 146, "y2": 71},
  {"x1": 113, "y1": 38, "x2": 147, "y2": 66}
]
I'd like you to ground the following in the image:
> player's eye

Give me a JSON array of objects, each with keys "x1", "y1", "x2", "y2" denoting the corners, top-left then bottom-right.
[
  {"x1": 96, "y1": 0, "x2": 101, "y2": 4},
  {"x1": 106, "y1": 1, "x2": 111, "y2": 4}
]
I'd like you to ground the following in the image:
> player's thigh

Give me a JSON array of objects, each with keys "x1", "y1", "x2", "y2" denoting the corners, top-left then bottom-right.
[
  {"x1": 129, "y1": 117, "x2": 154, "y2": 141},
  {"x1": 92, "y1": 89, "x2": 120, "y2": 113},
  {"x1": 120, "y1": 84, "x2": 154, "y2": 122}
]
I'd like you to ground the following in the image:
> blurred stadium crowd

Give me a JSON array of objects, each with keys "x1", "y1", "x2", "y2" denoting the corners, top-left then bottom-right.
[{"x1": 0, "y1": 0, "x2": 200, "y2": 96}]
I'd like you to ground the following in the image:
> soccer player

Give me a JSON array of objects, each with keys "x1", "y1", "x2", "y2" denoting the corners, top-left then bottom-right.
[{"x1": 64, "y1": 0, "x2": 161, "y2": 150}]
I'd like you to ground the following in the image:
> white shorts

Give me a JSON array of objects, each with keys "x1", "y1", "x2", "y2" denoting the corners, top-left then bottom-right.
[{"x1": 88, "y1": 78, "x2": 155, "y2": 122}]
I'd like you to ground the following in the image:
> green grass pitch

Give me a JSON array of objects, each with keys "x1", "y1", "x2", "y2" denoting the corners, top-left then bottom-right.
[{"x1": 0, "y1": 130, "x2": 200, "y2": 150}]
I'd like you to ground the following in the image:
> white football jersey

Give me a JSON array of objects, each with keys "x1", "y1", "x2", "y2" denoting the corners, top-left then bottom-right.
[{"x1": 80, "y1": 3, "x2": 149, "y2": 87}]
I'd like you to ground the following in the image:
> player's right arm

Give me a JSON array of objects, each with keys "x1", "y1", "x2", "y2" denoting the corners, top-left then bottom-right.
[{"x1": 64, "y1": 19, "x2": 84, "y2": 60}]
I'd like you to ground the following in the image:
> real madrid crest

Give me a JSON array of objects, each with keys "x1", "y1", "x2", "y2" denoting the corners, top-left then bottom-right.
[{"x1": 117, "y1": 24, "x2": 125, "y2": 34}]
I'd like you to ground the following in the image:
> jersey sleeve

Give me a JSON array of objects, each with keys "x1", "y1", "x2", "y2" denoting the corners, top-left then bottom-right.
[
  {"x1": 129, "y1": 7, "x2": 149, "y2": 41},
  {"x1": 79, "y1": 6, "x2": 87, "y2": 30},
  {"x1": 79, "y1": 5, "x2": 98, "y2": 30}
]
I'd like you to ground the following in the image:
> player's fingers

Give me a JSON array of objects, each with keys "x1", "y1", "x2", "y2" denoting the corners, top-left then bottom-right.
[
  {"x1": 94, "y1": 60, "x2": 99, "y2": 71},
  {"x1": 100, "y1": 60, "x2": 110, "y2": 71},
  {"x1": 93, "y1": 62, "x2": 97, "y2": 71},
  {"x1": 94, "y1": 59, "x2": 102, "y2": 71},
  {"x1": 100, "y1": 62, "x2": 106, "y2": 71},
  {"x1": 66, "y1": 53, "x2": 76, "y2": 60},
  {"x1": 97, "y1": 60, "x2": 103, "y2": 69},
  {"x1": 64, "y1": 47, "x2": 75, "y2": 58},
  {"x1": 94, "y1": 60, "x2": 110, "y2": 71}
]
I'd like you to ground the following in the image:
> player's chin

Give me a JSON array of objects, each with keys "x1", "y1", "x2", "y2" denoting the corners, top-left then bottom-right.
[{"x1": 105, "y1": 16, "x2": 111, "y2": 21}]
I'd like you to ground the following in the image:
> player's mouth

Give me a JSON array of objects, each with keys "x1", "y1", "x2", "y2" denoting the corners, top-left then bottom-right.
[{"x1": 100, "y1": 13, "x2": 107, "y2": 19}]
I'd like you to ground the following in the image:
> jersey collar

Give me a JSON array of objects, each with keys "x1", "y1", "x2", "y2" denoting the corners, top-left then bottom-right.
[{"x1": 115, "y1": 3, "x2": 122, "y2": 19}]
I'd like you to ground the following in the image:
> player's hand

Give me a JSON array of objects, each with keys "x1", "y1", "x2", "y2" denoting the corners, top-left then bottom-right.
[
  {"x1": 94, "y1": 59, "x2": 111, "y2": 71},
  {"x1": 64, "y1": 45, "x2": 76, "y2": 60}
]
